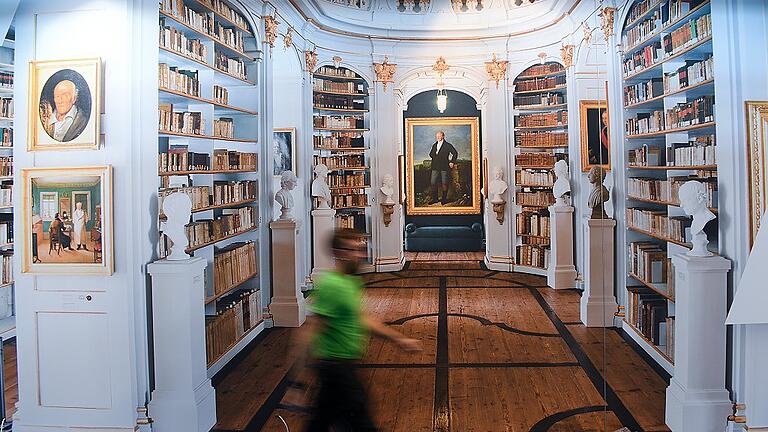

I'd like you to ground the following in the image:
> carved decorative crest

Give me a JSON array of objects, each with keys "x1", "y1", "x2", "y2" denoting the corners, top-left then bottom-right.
[
  {"x1": 264, "y1": 15, "x2": 279, "y2": 55},
  {"x1": 484, "y1": 53, "x2": 508, "y2": 89},
  {"x1": 305, "y1": 49, "x2": 318, "y2": 73},
  {"x1": 373, "y1": 56, "x2": 397, "y2": 92},
  {"x1": 560, "y1": 44, "x2": 575, "y2": 69},
  {"x1": 600, "y1": 7, "x2": 616, "y2": 40},
  {"x1": 284, "y1": 27, "x2": 293, "y2": 50},
  {"x1": 333, "y1": 56, "x2": 343, "y2": 68},
  {"x1": 582, "y1": 23, "x2": 592, "y2": 45},
  {"x1": 433, "y1": 56, "x2": 450, "y2": 77},
  {"x1": 537, "y1": 52, "x2": 547, "y2": 64}
]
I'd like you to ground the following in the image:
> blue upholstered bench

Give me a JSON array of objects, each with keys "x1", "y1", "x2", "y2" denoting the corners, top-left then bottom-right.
[{"x1": 404, "y1": 222, "x2": 483, "y2": 252}]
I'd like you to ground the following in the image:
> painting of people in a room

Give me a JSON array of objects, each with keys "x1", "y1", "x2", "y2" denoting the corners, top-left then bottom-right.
[
  {"x1": 22, "y1": 166, "x2": 113, "y2": 275},
  {"x1": 406, "y1": 117, "x2": 480, "y2": 215},
  {"x1": 580, "y1": 100, "x2": 611, "y2": 172}
]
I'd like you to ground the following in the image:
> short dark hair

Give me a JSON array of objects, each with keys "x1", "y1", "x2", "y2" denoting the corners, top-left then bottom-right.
[{"x1": 330, "y1": 228, "x2": 364, "y2": 252}]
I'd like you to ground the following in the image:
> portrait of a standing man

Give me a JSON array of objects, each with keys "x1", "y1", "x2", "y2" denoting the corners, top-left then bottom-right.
[{"x1": 428, "y1": 131, "x2": 458, "y2": 205}]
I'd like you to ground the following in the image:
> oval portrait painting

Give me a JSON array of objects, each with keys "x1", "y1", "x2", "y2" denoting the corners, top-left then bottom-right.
[{"x1": 38, "y1": 68, "x2": 93, "y2": 143}]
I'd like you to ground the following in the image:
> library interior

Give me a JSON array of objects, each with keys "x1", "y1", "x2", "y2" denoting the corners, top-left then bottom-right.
[{"x1": 0, "y1": 0, "x2": 766, "y2": 431}]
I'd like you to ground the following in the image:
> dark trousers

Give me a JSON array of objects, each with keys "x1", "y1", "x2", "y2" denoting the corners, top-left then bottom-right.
[{"x1": 305, "y1": 360, "x2": 378, "y2": 432}]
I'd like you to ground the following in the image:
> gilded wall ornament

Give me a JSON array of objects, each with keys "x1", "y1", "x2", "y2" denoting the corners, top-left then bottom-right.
[
  {"x1": 305, "y1": 49, "x2": 318, "y2": 73},
  {"x1": 484, "y1": 53, "x2": 508, "y2": 89},
  {"x1": 600, "y1": 7, "x2": 616, "y2": 40},
  {"x1": 433, "y1": 56, "x2": 450, "y2": 77},
  {"x1": 284, "y1": 27, "x2": 293, "y2": 50},
  {"x1": 537, "y1": 52, "x2": 547, "y2": 64},
  {"x1": 582, "y1": 23, "x2": 592, "y2": 45},
  {"x1": 333, "y1": 56, "x2": 343, "y2": 68},
  {"x1": 373, "y1": 56, "x2": 397, "y2": 92},
  {"x1": 560, "y1": 44, "x2": 575, "y2": 69},
  {"x1": 264, "y1": 15, "x2": 279, "y2": 55}
]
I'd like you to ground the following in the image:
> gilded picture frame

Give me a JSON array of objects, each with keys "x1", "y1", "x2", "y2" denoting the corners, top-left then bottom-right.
[
  {"x1": 405, "y1": 117, "x2": 481, "y2": 215},
  {"x1": 398, "y1": 154, "x2": 405, "y2": 204},
  {"x1": 21, "y1": 166, "x2": 114, "y2": 275},
  {"x1": 746, "y1": 101, "x2": 768, "y2": 247},
  {"x1": 580, "y1": 100, "x2": 611, "y2": 172},
  {"x1": 273, "y1": 127, "x2": 297, "y2": 177},
  {"x1": 28, "y1": 58, "x2": 102, "y2": 151}
]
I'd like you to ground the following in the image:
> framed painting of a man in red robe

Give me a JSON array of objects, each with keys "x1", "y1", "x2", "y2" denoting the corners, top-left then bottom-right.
[{"x1": 580, "y1": 100, "x2": 611, "y2": 172}]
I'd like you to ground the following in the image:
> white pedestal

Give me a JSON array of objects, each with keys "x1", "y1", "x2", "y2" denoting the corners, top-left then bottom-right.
[
  {"x1": 580, "y1": 218, "x2": 618, "y2": 327},
  {"x1": 311, "y1": 207, "x2": 336, "y2": 281},
  {"x1": 270, "y1": 219, "x2": 306, "y2": 327},
  {"x1": 665, "y1": 253, "x2": 731, "y2": 432},
  {"x1": 547, "y1": 204, "x2": 576, "y2": 289},
  {"x1": 147, "y1": 258, "x2": 216, "y2": 432},
  {"x1": 742, "y1": 324, "x2": 768, "y2": 430}
]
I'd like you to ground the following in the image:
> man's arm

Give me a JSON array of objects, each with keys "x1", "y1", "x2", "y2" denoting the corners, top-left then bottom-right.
[
  {"x1": 449, "y1": 144, "x2": 458, "y2": 163},
  {"x1": 429, "y1": 143, "x2": 436, "y2": 159},
  {"x1": 364, "y1": 314, "x2": 421, "y2": 352}
]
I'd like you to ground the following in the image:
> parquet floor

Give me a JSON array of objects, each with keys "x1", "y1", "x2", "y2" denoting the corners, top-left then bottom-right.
[{"x1": 212, "y1": 260, "x2": 670, "y2": 432}]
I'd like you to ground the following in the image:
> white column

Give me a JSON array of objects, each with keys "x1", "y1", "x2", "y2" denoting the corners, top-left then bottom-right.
[
  {"x1": 665, "y1": 253, "x2": 731, "y2": 432},
  {"x1": 311, "y1": 208, "x2": 336, "y2": 280},
  {"x1": 270, "y1": 219, "x2": 306, "y2": 327},
  {"x1": 147, "y1": 258, "x2": 215, "y2": 432},
  {"x1": 580, "y1": 218, "x2": 618, "y2": 326},
  {"x1": 547, "y1": 204, "x2": 576, "y2": 289}
]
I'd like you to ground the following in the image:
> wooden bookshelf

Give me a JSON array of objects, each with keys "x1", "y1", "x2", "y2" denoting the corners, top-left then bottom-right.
[
  {"x1": 312, "y1": 89, "x2": 368, "y2": 97},
  {"x1": 185, "y1": 0, "x2": 254, "y2": 36},
  {"x1": 313, "y1": 146, "x2": 368, "y2": 152},
  {"x1": 205, "y1": 270, "x2": 258, "y2": 305},
  {"x1": 313, "y1": 106, "x2": 369, "y2": 113},
  {"x1": 627, "y1": 164, "x2": 717, "y2": 171},
  {"x1": 158, "y1": 45, "x2": 254, "y2": 86},
  {"x1": 625, "y1": 121, "x2": 716, "y2": 138},
  {"x1": 159, "y1": 9, "x2": 254, "y2": 60},
  {"x1": 623, "y1": 320, "x2": 674, "y2": 364},
  {"x1": 159, "y1": 87, "x2": 258, "y2": 115},
  {"x1": 160, "y1": 198, "x2": 257, "y2": 218},
  {"x1": 313, "y1": 127, "x2": 369, "y2": 132},
  {"x1": 628, "y1": 273, "x2": 674, "y2": 301},
  {"x1": 514, "y1": 85, "x2": 567, "y2": 95},
  {"x1": 515, "y1": 104, "x2": 569, "y2": 111},
  {"x1": 312, "y1": 72, "x2": 365, "y2": 81},
  {"x1": 515, "y1": 124, "x2": 567, "y2": 131},
  {"x1": 158, "y1": 169, "x2": 256, "y2": 176},
  {"x1": 623, "y1": 79, "x2": 715, "y2": 109},
  {"x1": 624, "y1": 35, "x2": 713, "y2": 81},
  {"x1": 185, "y1": 225, "x2": 259, "y2": 254},
  {"x1": 515, "y1": 70, "x2": 566, "y2": 80}
]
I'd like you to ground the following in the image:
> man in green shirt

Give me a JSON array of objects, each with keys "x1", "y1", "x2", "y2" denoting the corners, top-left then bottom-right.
[{"x1": 302, "y1": 228, "x2": 420, "y2": 431}]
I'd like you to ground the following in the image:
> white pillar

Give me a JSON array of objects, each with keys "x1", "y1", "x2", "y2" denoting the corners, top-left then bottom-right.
[
  {"x1": 580, "y1": 218, "x2": 618, "y2": 327},
  {"x1": 270, "y1": 219, "x2": 306, "y2": 327},
  {"x1": 311, "y1": 208, "x2": 336, "y2": 280},
  {"x1": 147, "y1": 258, "x2": 215, "y2": 432},
  {"x1": 665, "y1": 253, "x2": 731, "y2": 432},
  {"x1": 547, "y1": 204, "x2": 576, "y2": 289}
]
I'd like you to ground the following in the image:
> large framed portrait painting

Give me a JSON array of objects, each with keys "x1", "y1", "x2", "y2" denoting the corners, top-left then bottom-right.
[
  {"x1": 28, "y1": 58, "x2": 102, "y2": 151},
  {"x1": 21, "y1": 166, "x2": 113, "y2": 275},
  {"x1": 273, "y1": 128, "x2": 296, "y2": 176},
  {"x1": 580, "y1": 100, "x2": 611, "y2": 172},
  {"x1": 405, "y1": 117, "x2": 480, "y2": 215}
]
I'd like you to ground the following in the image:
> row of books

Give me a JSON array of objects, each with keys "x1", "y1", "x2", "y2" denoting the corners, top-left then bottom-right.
[
  {"x1": 214, "y1": 85, "x2": 228, "y2": 104},
  {"x1": 623, "y1": 9, "x2": 659, "y2": 49},
  {"x1": 627, "y1": 176, "x2": 716, "y2": 207},
  {"x1": 625, "y1": 95, "x2": 715, "y2": 135},
  {"x1": 662, "y1": 0, "x2": 707, "y2": 27},
  {"x1": 515, "y1": 131, "x2": 568, "y2": 148},
  {"x1": 518, "y1": 63, "x2": 564, "y2": 78},
  {"x1": 205, "y1": 289, "x2": 262, "y2": 364},
  {"x1": 161, "y1": 0, "x2": 245, "y2": 53},
  {"x1": 516, "y1": 211, "x2": 550, "y2": 238},
  {"x1": 0, "y1": 185, "x2": 10, "y2": 207},
  {"x1": 517, "y1": 111, "x2": 568, "y2": 128},
  {"x1": 328, "y1": 173, "x2": 366, "y2": 188},
  {"x1": 0, "y1": 157, "x2": 11, "y2": 177},
  {"x1": 664, "y1": 56, "x2": 713, "y2": 94},
  {"x1": 516, "y1": 244, "x2": 550, "y2": 269},
  {"x1": 159, "y1": 104, "x2": 204, "y2": 135},
  {"x1": 313, "y1": 79, "x2": 364, "y2": 94},
  {"x1": 0, "y1": 72, "x2": 11, "y2": 88},
  {"x1": 332, "y1": 192, "x2": 368, "y2": 208},
  {"x1": 313, "y1": 134, "x2": 365, "y2": 149},
  {"x1": 212, "y1": 149, "x2": 257, "y2": 171},
  {"x1": 514, "y1": 93, "x2": 565, "y2": 109},
  {"x1": 158, "y1": 148, "x2": 257, "y2": 173},
  {"x1": 160, "y1": 18, "x2": 208, "y2": 63},
  {"x1": 0, "y1": 254, "x2": 11, "y2": 285},
  {"x1": 626, "y1": 207, "x2": 689, "y2": 243},
  {"x1": 159, "y1": 63, "x2": 200, "y2": 97},
  {"x1": 314, "y1": 94, "x2": 366, "y2": 110},
  {"x1": 313, "y1": 155, "x2": 366, "y2": 169},
  {"x1": 159, "y1": 181, "x2": 258, "y2": 213},
  {"x1": 516, "y1": 191, "x2": 555, "y2": 207},
  {"x1": 626, "y1": 136, "x2": 716, "y2": 167},
  {"x1": 0, "y1": 215, "x2": 12, "y2": 244},
  {"x1": 212, "y1": 241, "x2": 258, "y2": 298},
  {"x1": 315, "y1": 66, "x2": 358, "y2": 78},
  {"x1": 214, "y1": 51, "x2": 247, "y2": 80},
  {"x1": 1, "y1": 127, "x2": 11, "y2": 147},
  {"x1": 313, "y1": 115, "x2": 364, "y2": 129},
  {"x1": 624, "y1": 0, "x2": 660, "y2": 30},
  {"x1": 1, "y1": 98, "x2": 12, "y2": 118},
  {"x1": 212, "y1": 118, "x2": 234, "y2": 138},
  {"x1": 515, "y1": 170, "x2": 554, "y2": 187},
  {"x1": 629, "y1": 241, "x2": 672, "y2": 291},
  {"x1": 515, "y1": 75, "x2": 566, "y2": 92},
  {"x1": 336, "y1": 213, "x2": 366, "y2": 230},
  {"x1": 516, "y1": 152, "x2": 566, "y2": 168},
  {"x1": 199, "y1": 0, "x2": 251, "y2": 32},
  {"x1": 626, "y1": 286, "x2": 672, "y2": 350},
  {"x1": 184, "y1": 206, "x2": 256, "y2": 249}
]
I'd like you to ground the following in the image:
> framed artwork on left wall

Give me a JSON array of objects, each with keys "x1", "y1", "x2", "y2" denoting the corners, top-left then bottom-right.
[
  {"x1": 273, "y1": 128, "x2": 296, "y2": 176},
  {"x1": 28, "y1": 58, "x2": 102, "y2": 151},
  {"x1": 21, "y1": 166, "x2": 114, "y2": 275}
]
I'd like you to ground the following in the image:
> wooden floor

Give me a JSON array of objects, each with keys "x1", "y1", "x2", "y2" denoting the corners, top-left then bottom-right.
[
  {"x1": 212, "y1": 260, "x2": 670, "y2": 432},
  {"x1": 3, "y1": 340, "x2": 16, "y2": 419}
]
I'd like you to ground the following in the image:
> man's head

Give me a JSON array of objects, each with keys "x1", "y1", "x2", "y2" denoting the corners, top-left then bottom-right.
[
  {"x1": 280, "y1": 170, "x2": 298, "y2": 190},
  {"x1": 435, "y1": 131, "x2": 445, "y2": 142},
  {"x1": 601, "y1": 109, "x2": 609, "y2": 126},
  {"x1": 330, "y1": 228, "x2": 367, "y2": 274},
  {"x1": 53, "y1": 80, "x2": 78, "y2": 115},
  {"x1": 75, "y1": 202, "x2": 83, "y2": 210}
]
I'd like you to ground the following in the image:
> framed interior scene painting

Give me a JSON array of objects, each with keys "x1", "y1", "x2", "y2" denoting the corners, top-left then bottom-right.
[
  {"x1": 21, "y1": 166, "x2": 113, "y2": 275},
  {"x1": 405, "y1": 117, "x2": 480, "y2": 215},
  {"x1": 28, "y1": 58, "x2": 102, "y2": 151},
  {"x1": 580, "y1": 100, "x2": 611, "y2": 172},
  {"x1": 273, "y1": 127, "x2": 296, "y2": 176},
  {"x1": 746, "y1": 101, "x2": 768, "y2": 247}
]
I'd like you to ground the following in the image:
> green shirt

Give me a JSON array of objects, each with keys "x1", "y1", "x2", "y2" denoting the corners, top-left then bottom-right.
[{"x1": 309, "y1": 271, "x2": 368, "y2": 360}]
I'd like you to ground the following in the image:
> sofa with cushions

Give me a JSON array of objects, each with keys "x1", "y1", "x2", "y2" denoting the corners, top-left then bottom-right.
[{"x1": 404, "y1": 222, "x2": 483, "y2": 252}]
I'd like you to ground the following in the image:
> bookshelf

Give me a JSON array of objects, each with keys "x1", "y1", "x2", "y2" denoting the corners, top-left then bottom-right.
[
  {"x1": 157, "y1": 0, "x2": 264, "y2": 375},
  {"x1": 619, "y1": 0, "x2": 717, "y2": 373},
  {"x1": 0, "y1": 34, "x2": 13, "y2": 340},
  {"x1": 512, "y1": 62, "x2": 569, "y2": 275},
  {"x1": 312, "y1": 66, "x2": 373, "y2": 270}
]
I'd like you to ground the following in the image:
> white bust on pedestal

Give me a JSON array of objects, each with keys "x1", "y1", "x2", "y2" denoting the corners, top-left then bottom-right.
[
  {"x1": 678, "y1": 180, "x2": 715, "y2": 257},
  {"x1": 552, "y1": 160, "x2": 571, "y2": 206},
  {"x1": 380, "y1": 174, "x2": 395, "y2": 205},
  {"x1": 275, "y1": 170, "x2": 297, "y2": 220},
  {"x1": 311, "y1": 164, "x2": 332, "y2": 210},
  {"x1": 547, "y1": 160, "x2": 576, "y2": 289},
  {"x1": 488, "y1": 166, "x2": 508, "y2": 205},
  {"x1": 160, "y1": 191, "x2": 192, "y2": 261}
]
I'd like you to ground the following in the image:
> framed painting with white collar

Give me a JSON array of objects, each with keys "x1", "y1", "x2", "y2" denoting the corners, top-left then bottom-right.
[{"x1": 28, "y1": 58, "x2": 102, "y2": 151}]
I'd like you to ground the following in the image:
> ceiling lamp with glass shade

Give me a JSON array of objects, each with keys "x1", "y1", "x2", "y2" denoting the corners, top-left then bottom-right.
[{"x1": 433, "y1": 56, "x2": 450, "y2": 113}]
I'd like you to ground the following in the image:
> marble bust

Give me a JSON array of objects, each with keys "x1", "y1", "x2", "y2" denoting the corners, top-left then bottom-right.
[
  {"x1": 311, "y1": 164, "x2": 332, "y2": 209},
  {"x1": 161, "y1": 191, "x2": 192, "y2": 260},
  {"x1": 587, "y1": 165, "x2": 610, "y2": 219},
  {"x1": 679, "y1": 180, "x2": 716, "y2": 257},
  {"x1": 552, "y1": 160, "x2": 571, "y2": 206},
  {"x1": 488, "y1": 166, "x2": 508, "y2": 204},
  {"x1": 275, "y1": 170, "x2": 297, "y2": 220},
  {"x1": 380, "y1": 174, "x2": 395, "y2": 205}
]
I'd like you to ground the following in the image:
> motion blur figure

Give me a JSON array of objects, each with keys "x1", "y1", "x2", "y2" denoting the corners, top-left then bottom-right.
[{"x1": 299, "y1": 228, "x2": 421, "y2": 431}]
